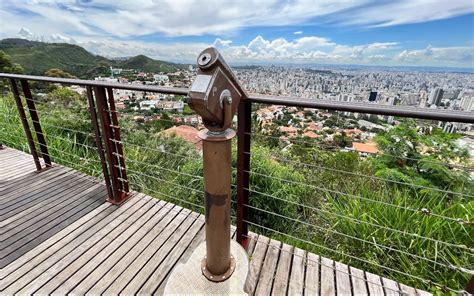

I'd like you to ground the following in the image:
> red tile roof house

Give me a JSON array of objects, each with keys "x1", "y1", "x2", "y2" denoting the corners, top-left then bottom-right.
[
  {"x1": 279, "y1": 126, "x2": 299, "y2": 138},
  {"x1": 352, "y1": 142, "x2": 379, "y2": 155},
  {"x1": 163, "y1": 125, "x2": 202, "y2": 150}
]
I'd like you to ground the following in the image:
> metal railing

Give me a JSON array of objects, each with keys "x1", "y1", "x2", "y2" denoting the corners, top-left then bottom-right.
[{"x1": 0, "y1": 72, "x2": 473, "y2": 294}]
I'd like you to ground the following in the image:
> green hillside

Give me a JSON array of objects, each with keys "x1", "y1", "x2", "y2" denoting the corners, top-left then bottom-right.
[
  {"x1": 118, "y1": 54, "x2": 177, "y2": 73},
  {"x1": 0, "y1": 38, "x2": 179, "y2": 78}
]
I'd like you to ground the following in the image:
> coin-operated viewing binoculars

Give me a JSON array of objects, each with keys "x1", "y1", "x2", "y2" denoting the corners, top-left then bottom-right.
[
  {"x1": 164, "y1": 48, "x2": 249, "y2": 294},
  {"x1": 188, "y1": 47, "x2": 247, "y2": 132}
]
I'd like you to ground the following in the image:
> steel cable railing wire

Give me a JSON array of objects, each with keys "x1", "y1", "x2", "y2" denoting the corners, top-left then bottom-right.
[
  {"x1": 242, "y1": 203, "x2": 472, "y2": 274},
  {"x1": 0, "y1": 131, "x2": 103, "y2": 178},
  {"x1": 245, "y1": 187, "x2": 471, "y2": 252},
  {"x1": 29, "y1": 130, "x2": 99, "y2": 152},
  {"x1": 114, "y1": 139, "x2": 197, "y2": 162},
  {"x1": 241, "y1": 233, "x2": 406, "y2": 295},
  {"x1": 261, "y1": 152, "x2": 474, "y2": 200},
  {"x1": 122, "y1": 156, "x2": 203, "y2": 180},
  {"x1": 245, "y1": 169, "x2": 469, "y2": 225},
  {"x1": 1, "y1": 112, "x2": 96, "y2": 138},
  {"x1": 243, "y1": 220, "x2": 465, "y2": 294},
  {"x1": 246, "y1": 132, "x2": 474, "y2": 171},
  {"x1": 23, "y1": 97, "x2": 91, "y2": 112},
  {"x1": 0, "y1": 137, "x2": 103, "y2": 183},
  {"x1": 125, "y1": 168, "x2": 204, "y2": 194}
]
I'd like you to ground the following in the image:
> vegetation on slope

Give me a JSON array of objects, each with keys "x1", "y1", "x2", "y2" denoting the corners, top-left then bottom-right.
[{"x1": 0, "y1": 38, "x2": 179, "y2": 78}]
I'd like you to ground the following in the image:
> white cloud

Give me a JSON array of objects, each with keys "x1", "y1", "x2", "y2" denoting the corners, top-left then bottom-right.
[
  {"x1": 293, "y1": 31, "x2": 303, "y2": 35},
  {"x1": 1, "y1": 0, "x2": 473, "y2": 39},
  {"x1": 12, "y1": 30, "x2": 472, "y2": 67},
  {"x1": 337, "y1": 0, "x2": 474, "y2": 27}
]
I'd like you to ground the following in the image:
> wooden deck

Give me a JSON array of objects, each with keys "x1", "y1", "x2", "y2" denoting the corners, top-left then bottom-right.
[{"x1": 0, "y1": 147, "x2": 430, "y2": 295}]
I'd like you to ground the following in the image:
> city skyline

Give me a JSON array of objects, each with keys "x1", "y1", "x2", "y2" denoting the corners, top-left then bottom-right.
[{"x1": 0, "y1": 0, "x2": 473, "y2": 68}]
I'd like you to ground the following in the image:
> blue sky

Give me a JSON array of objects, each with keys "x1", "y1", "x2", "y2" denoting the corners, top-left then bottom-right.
[{"x1": 0, "y1": 0, "x2": 473, "y2": 68}]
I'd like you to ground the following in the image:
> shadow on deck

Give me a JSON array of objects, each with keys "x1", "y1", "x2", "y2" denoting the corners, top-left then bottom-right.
[{"x1": 0, "y1": 147, "x2": 430, "y2": 295}]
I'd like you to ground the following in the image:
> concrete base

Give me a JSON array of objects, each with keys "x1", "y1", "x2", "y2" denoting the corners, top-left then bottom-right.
[{"x1": 164, "y1": 240, "x2": 249, "y2": 295}]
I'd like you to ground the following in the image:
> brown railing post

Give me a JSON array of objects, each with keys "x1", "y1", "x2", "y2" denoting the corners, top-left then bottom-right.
[
  {"x1": 466, "y1": 276, "x2": 474, "y2": 294},
  {"x1": 86, "y1": 86, "x2": 113, "y2": 201},
  {"x1": 20, "y1": 79, "x2": 52, "y2": 167},
  {"x1": 94, "y1": 86, "x2": 130, "y2": 205},
  {"x1": 9, "y1": 78, "x2": 42, "y2": 171},
  {"x1": 236, "y1": 100, "x2": 251, "y2": 247}
]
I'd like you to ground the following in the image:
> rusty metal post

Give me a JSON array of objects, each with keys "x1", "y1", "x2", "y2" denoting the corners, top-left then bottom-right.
[
  {"x1": 106, "y1": 87, "x2": 129, "y2": 193},
  {"x1": 199, "y1": 129, "x2": 236, "y2": 281},
  {"x1": 236, "y1": 101, "x2": 251, "y2": 248},
  {"x1": 9, "y1": 78, "x2": 42, "y2": 171},
  {"x1": 86, "y1": 86, "x2": 113, "y2": 200},
  {"x1": 94, "y1": 86, "x2": 130, "y2": 205},
  {"x1": 466, "y1": 276, "x2": 474, "y2": 294},
  {"x1": 20, "y1": 79, "x2": 52, "y2": 167}
]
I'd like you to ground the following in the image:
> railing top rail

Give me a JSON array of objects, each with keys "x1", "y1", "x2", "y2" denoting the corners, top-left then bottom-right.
[
  {"x1": 2, "y1": 73, "x2": 473, "y2": 123},
  {"x1": 247, "y1": 94, "x2": 474, "y2": 123},
  {"x1": 0, "y1": 73, "x2": 189, "y2": 95}
]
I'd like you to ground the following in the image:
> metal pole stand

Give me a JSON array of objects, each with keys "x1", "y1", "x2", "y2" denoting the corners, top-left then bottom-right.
[
  {"x1": 200, "y1": 128, "x2": 236, "y2": 282},
  {"x1": 164, "y1": 129, "x2": 249, "y2": 294},
  {"x1": 164, "y1": 47, "x2": 249, "y2": 294}
]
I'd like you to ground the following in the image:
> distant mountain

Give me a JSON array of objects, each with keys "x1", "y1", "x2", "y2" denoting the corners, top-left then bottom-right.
[
  {"x1": 118, "y1": 54, "x2": 177, "y2": 74},
  {"x1": 0, "y1": 38, "x2": 181, "y2": 78}
]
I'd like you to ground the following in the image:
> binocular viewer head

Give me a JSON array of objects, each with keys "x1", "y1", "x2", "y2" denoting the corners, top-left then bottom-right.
[{"x1": 188, "y1": 47, "x2": 246, "y2": 132}]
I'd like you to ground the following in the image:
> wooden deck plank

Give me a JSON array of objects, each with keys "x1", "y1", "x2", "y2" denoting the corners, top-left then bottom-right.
[
  {"x1": 399, "y1": 282, "x2": 418, "y2": 296},
  {"x1": 35, "y1": 197, "x2": 165, "y2": 294},
  {"x1": 10, "y1": 196, "x2": 150, "y2": 294},
  {"x1": 0, "y1": 178, "x2": 96, "y2": 231},
  {"x1": 245, "y1": 235, "x2": 270, "y2": 295},
  {"x1": 335, "y1": 261, "x2": 352, "y2": 296},
  {"x1": 154, "y1": 224, "x2": 207, "y2": 295},
  {"x1": 0, "y1": 187, "x2": 105, "y2": 263},
  {"x1": 0, "y1": 195, "x2": 105, "y2": 269},
  {"x1": 273, "y1": 243, "x2": 294, "y2": 295},
  {"x1": 350, "y1": 266, "x2": 369, "y2": 295},
  {"x1": 366, "y1": 271, "x2": 385, "y2": 296},
  {"x1": 0, "y1": 181, "x2": 102, "y2": 238},
  {"x1": 288, "y1": 247, "x2": 306, "y2": 296},
  {"x1": 320, "y1": 257, "x2": 336, "y2": 296},
  {"x1": 0, "y1": 169, "x2": 79, "y2": 213},
  {"x1": 137, "y1": 214, "x2": 204, "y2": 294},
  {"x1": 383, "y1": 276, "x2": 401, "y2": 295},
  {"x1": 101, "y1": 208, "x2": 191, "y2": 295},
  {"x1": 83, "y1": 204, "x2": 183, "y2": 295},
  {"x1": 54, "y1": 200, "x2": 170, "y2": 294},
  {"x1": 0, "y1": 201, "x2": 114, "y2": 281},
  {"x1": 304, "y1": 252, "x2": 320, "y2": 296},
  {"x1": 0, "y1": 194, "x2": 142, "y2": 291},
  {"x1": 255, "y1": 239, "x2": 281, "y2": 295},
  {"x1": 0, "y1": 167, "x2": 72, "y2": 203}
]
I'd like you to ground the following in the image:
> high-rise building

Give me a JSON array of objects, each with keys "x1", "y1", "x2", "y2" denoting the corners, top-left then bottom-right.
[
  {"x1": 428, "y1": 88, "x2": 444, "y2": 106},
  {"x1": 368, "y1": 91, "x2": 377, "y2": 102},
  {"x1": 459, "y1": 91, "x2": 474, "y2": 111}
]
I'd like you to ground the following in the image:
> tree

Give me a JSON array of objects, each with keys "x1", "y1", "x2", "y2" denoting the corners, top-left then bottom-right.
[
  {"x1": 45, "y1": 68, "x2": 77, "y2": 79},
  {"x1": 47, "y1": 87, "x2": 82, "y2": 107},
  {"x1": 0, "y1": 51, "x2": 23, "y2": 74},
  {"x1": 0, "y1": 51, "x2": 22, "y2": 92},
  {"x1": 373, "y1": 120, "x2": 471, "y2": 191}
]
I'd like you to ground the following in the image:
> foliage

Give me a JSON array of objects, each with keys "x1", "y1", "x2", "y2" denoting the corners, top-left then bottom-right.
[
  {"x1": 0, "y1": 50, "x2": 23, "y2": 74},
  {"x1": 45, "y1": 68, "x2": 77, "y2": 79}
]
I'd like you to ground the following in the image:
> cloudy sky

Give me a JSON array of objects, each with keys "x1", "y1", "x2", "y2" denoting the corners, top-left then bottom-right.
[{"x1": 1, "y1": 0, "x2": 473, "y2": 68}]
